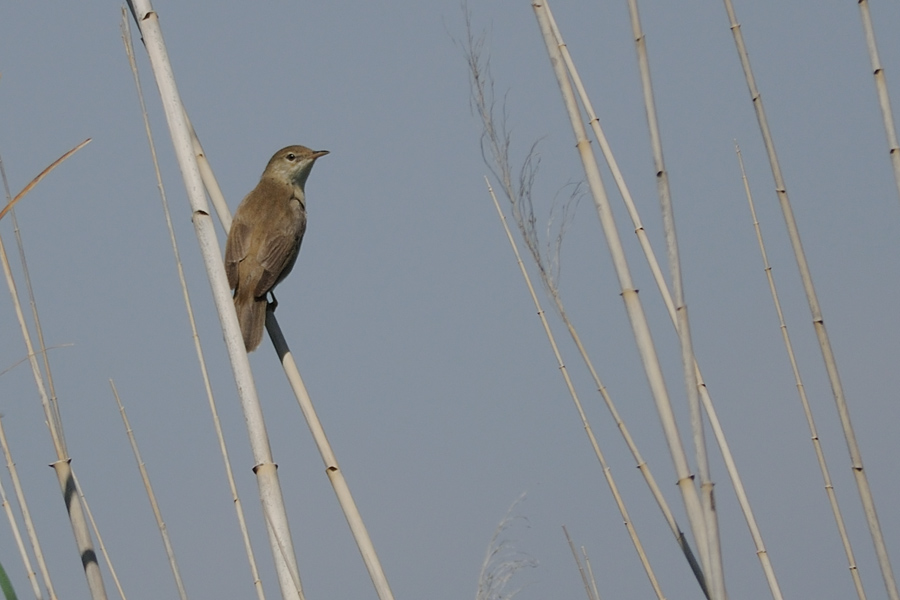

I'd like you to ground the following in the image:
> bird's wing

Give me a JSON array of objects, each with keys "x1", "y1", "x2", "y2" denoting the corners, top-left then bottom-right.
[
  {"x1": 224, "y1": 219, "x2": 252, "y2": 290},
  {"x1": 252, "y1": 225, "x2": 303, "y2": 297}
]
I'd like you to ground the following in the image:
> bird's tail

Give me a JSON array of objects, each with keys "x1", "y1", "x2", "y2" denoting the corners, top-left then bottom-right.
[{"x1": 234, "y1": 291, "x2": 267, "y2": 352}]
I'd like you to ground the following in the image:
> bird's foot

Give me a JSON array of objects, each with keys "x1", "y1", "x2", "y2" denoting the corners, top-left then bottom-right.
[{"x1": 267, "y1": 294, "x2": 278, "y2": 312}]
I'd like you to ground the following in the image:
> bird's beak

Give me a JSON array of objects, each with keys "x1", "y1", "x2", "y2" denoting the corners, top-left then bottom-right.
[{"x1": 312, "y1": 150, "x2": 330, "y2": 159}]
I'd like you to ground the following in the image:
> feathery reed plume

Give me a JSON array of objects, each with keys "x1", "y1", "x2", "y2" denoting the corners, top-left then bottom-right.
[{"x1": 475, "y1": 496, "x2": 536, "y2": 600}]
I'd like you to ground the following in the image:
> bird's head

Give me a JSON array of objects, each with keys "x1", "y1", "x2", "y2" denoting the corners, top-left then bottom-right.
[{"x1": 263, "y1": 145, "x2": 329, "y2": 191}]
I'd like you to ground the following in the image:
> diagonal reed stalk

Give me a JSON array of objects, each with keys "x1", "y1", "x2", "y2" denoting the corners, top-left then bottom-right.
[
  {"x1": 562, "y1": 526, "x2": 598, "y2": 600},
  {"x1": 126, "y1": 5, "x2": 394, "y2": 598},
  {"x1": 462, "y1": 6, "x2": 705, "y2": 593},
  {"x1": 581, "y1": 546, "x2": 602, "y2": 600},
  {"x1": 0, "y1": 418, "x2": 49, "y2": 600},
  {"x1": 0, "y1": 477, "x2": 38, "y2": 600},
  {"x1": 0, "y1": 140, "x2": 91, "y2": 223},
  {"x1": 126, "y1": 4, "x2": 305, "y2": 598},
  {"x1": 541, "y1": 4, "x2": 796, "y2": 598},
  {"x1": 736, "y1": 143, "x2": 867, "y2": 600},
  {"x1": 0, "y1": 145, "x2": 106, "y2": 600},
  {"x1": 722, "y1": 2, "x2": 899, "y2": 599},
  {"x1": 619, "y1": 3, "x2": 724, "y2": 596},
  {"x1": 110, "y1": 381, "x2": 188, "y2": 600},
  {"x1": 0, "y1": 160, "x2": 66, "y2": 455},
  {"x1": 119, "y1": 12, "x2": 266, "y2": 600},
  {"x1": 184, "y1": 47, "x2": 396, "y2": 600},
  {"x1": 263, "y1": 315, "x2": 396, "y2": 600},
  {"x1": 531, "y1": 1, "x2": 712, "y2": 594},
  {"x1": 69, "y1": 471, "x2": 128, "y2": 600},
  {"x1": 856, "y1": 0, "x2": 900, "y2": 205},
  {"x1": 178, "y1": 65, "x2": 397, "y2": 600},
  {"x1": 485, "y1": 179, "x2": 665, "y2": 599}
]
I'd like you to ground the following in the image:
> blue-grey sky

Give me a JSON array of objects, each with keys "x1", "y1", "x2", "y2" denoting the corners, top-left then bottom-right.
[{"x1": 2, "y1": 2, "x2": 900, "y2": 600}]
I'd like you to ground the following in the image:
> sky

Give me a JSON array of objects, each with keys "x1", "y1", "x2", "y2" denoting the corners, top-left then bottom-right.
[{"x1": 2, "y1": 1, "x2": 900, "y2": 600}]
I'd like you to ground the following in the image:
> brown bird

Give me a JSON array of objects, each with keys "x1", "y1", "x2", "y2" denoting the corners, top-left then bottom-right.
[{"x1": 225, "y1": 145, "x2": 329, "y2": 352}]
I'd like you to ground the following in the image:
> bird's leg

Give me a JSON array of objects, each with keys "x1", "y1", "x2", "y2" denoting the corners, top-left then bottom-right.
[{"x1": 267, "y1": 292, "x2": 278, "y2": 312}]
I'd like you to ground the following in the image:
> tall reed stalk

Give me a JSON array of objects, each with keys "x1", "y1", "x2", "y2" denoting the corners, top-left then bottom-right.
[
  {"x1": 735, "y1": 144, "x2": 867, "y2": 600},
  {"x1": 462, "y1": 8, "x2": 706, "y2": 593},
  {"x1": 531, "y1": 4, "x2": 711, "y2": 594},
  {"x1": 621, "y1": 3, "x2": 724, "y2": 596},
  {"x1": 722, "y1": 2, "x2": 899, "y2": 599},
  {"x1": 580, "y1": 546, "x2": 602, "y2": 600},
  {"x1": 0, "y1": 420, "x2": 46, "y2": 600},
  {"x1": 856, "y1": 0, "x2": 900, "y2": 205},
  {"x1": 0, "y1": 143, "x2": 105, "y2": 600},
  {"x1": 119, "y1": 12, "x2": 266, "y2": 600},
  {"x1": 264, "y1": 316, "x2": 396, "y2": 600},
  {"x1": 538, "y1": 7, "x2": 788, "y2": 596},
  {"x1": 485, "y1": 180, "x2": 665, "y2": 599},
  {"x1": 69, "y1": 472, "x2": 128, "y2": 600},
  {"x1": 126, "y1": 5, "x2": 395, "y2": 598},
  {"x1": 111, "y1": 382, "x2": 188, "y2": 600},
  {"x1": 562, "y1": 526, "x2": 598, "y2": 600},
  {"x1": 125, "y1": 3, "x2": 303, "y2": 598}
]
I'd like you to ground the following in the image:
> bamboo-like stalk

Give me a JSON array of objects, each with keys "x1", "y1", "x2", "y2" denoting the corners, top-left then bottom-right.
[
  {"x1": 195, "y1": 125, "x2": 396, "y2": 600},
  {"x1": 619, "y1": 3, "x2": 724, "y2": 596},
  {"x1": 722, "y1": 2, "x2": 900, "y2": 599},
  {"x1": 70, "y1": 472, "x2": 128, "y2": 600},
  {"x1": 128, "y1": 6, "x2": 396, "y2": 597},
  {"x1": 470, "y1": 11, "x2": 710, "y2": 592},
  {"x1": 127, "y1": 5, "x2": 396, "y2": 597},
  {"x1": 0, "y1": 424, "x2": 44, "y2": 600},
  {"x1": 10, "y1": 220, "x2": 65, "y2": 451},
  {"x1": 856, "y1": 0, "x2": 900, "y2": 205},
  {"x1": 119, "y1": 12, "x2": 266, "y2": 600},
  {"x1": 0, "y1": 162, "x2": 65, "y2": 453},
  {"x1": 0, "y1": 419, "x2": 56, "y2": 600},
  {"x1": 541, "y1": 6, "x2": 789, "y2": 598},
  {"x1": 182, "y1": 113, "x2": 232, "y2": 234},
  {"x1": 0, "y1": 141, "x2": 88, "y2": 462},
  {"x1": 125, "y1": 4, "x2": 303, "y2": 598},
  {"x1": 110, "y1": 381, "x2": 188, "y2": 600},
  {"x1": 581, "y1": 546, "x2": 602, "y2": 600},
  {"x1": 486, "y1": 180, "x2": 665, "y2": 599},
  {"x1": 263, "y1": 315, "x2": 396, "y2": 600},
  {"x1": 562, "y1": 526, "x2": 597, "y2": 600},
  {"x1": 50, "y1": 460, "x2": 106, "y2": 600},
  {"x1": 0, "y1": 171, "x2": 106, "y2": 600},
  {"x1": 532, "y1": 1, "x2": 710, "y2": 586},
  {"x1": 462, "y1": 10, "x2": 704, "y2": 592},
  {"x1": 735, "y1": 144, "x2": 867, "y2": 600}
]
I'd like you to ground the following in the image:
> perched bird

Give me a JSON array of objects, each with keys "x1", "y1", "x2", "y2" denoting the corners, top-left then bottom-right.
[{"x1": 225, "y1": 145, "x2": 329, "y2": 351}]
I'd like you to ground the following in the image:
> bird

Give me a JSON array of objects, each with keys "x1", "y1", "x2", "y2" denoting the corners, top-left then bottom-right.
[{"x1": 224, "y1": 145, "x2": 329, "y2": 352}]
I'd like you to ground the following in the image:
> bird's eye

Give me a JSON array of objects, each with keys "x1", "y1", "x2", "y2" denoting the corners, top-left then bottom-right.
[{"x1": 286, "y1": 153, "x2": 296, "y2": 161}]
